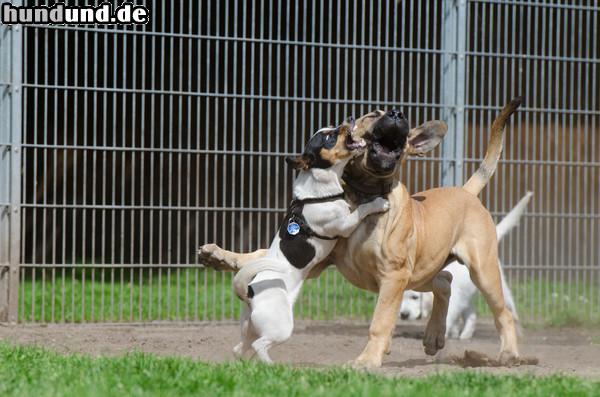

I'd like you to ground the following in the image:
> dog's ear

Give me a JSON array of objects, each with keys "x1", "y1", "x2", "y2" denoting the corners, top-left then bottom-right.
[
  {"x1": 285, "y1": 155, "x2": 309, "y2": 170},
  {"x1": 407, "y1": 120, "x2": 448, "y2": 157}
]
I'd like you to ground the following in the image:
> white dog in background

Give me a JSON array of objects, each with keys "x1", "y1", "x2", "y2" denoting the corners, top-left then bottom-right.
[{"x1": 398, "y1": 192, "x2": 533, "y2": 340}]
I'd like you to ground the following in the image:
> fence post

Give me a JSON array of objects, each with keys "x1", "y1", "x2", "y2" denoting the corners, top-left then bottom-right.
[
  {"x1": 0, "y1": 19, "x2": 22, "y2": 323},
  {"x1": 440, "y1": 0, "x2": 466, "y2": 187}
]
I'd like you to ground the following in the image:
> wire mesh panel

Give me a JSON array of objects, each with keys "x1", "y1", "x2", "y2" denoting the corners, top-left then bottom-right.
[
  {"x1": 12, "y1": 0, "x2": 600, "y2": 324},
  {"x1": 464, "y1": 0, "x2": 600, "y2": 322}
]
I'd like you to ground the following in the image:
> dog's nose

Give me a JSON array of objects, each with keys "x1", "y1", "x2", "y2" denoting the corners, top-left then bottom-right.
[
  {"x1": 400, "y1": 312, "x2": 409, "y2": 320},
  {"x1": 387, "y1": 109, "x2": 404, "y2": 120},
  {"x1": 346, "y1": 116, "x2": 355, "y2": 123}
]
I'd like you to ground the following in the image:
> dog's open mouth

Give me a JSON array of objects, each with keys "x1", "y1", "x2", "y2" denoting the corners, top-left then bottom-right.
[
  {"x1": 345, "y1": 134, "x2": 366, "y2": 152},
  {"x1": 367, "y1": 125, "x2": 408, "y2": 171},
  {"x1": 370, "y1": 133, "x2": 404, "y2": 161},
  {"x1": 372, "y1": 139, "x2": 402, "y2": 157}
]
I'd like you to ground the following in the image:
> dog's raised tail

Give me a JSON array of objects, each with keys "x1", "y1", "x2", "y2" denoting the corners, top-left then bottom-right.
[
  {"x1": 496, "y1": 191, "x2": 533, "y2": 241},
  {"x1": 462, "y1": 97, "x2": 522, "y2": 196},
  {"x1": 233, "y1": 259, "x2": 286, "y2": 305}
]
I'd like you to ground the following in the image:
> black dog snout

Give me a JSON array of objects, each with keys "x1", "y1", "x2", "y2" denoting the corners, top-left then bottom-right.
[{"x1": 387, "y1": 109, "x2": 404, "y2": 120}]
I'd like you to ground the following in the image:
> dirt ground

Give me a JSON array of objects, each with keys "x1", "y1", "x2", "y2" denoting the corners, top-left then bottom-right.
[{"x1": 1, "y1": 319, "x2": 599, "y2": 378}]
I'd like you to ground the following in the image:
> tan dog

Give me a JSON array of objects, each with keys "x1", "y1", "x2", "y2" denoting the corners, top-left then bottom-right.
[{"x1": 199, "y1": 98, "x2": 522, "y2": 368}]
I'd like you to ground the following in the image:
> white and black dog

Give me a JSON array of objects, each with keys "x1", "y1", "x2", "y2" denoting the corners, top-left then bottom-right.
[
  {"x1": 399, "y1": 192, "x2": 533, "y2": 340},
  {"x1": 233, "y1": 117, "x2": 389, "y2": 363}
]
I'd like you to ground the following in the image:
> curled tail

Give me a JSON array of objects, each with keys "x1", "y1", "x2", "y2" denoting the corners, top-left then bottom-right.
[
  {"x1": 233, "y1": 259, "x2": 286, "y2": 305},
  {"x1": 462, "y1": 97, "x2": 522, "y2": 196}
]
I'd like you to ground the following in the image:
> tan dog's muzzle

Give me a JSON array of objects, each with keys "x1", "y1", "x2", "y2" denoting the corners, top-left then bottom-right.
[{"x1": 352, "y1": 109, "x2": 411, "y2": 175}]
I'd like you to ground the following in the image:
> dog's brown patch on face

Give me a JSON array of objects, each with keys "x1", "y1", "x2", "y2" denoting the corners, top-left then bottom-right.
[
  {"x1": 353, "y1": 110, "x2": 385, "y2": 140},
  {"x1": 318, "y1": 125, "x2": 354, "y2": 165}
]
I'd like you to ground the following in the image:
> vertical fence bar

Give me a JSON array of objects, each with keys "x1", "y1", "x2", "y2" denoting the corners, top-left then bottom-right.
[
  {"x1": 149, "y1": 0, "x2": 157, "y2": 322},
  {"x1": 19, "y1": 20, "x2": 27, "y2": 324},
  {"x1": 10, "y1": 18, "x2": 22, "y2": 323},
  {"x1": 203, "y1": 0, "x2": 211, "y2": 323},
  {"x1": 440, "y1": 0, "x2": 456, "y2": 188},
  {"x1": 0, "y1": 22, "x2": 10, "y2": 320},
  {"x1": 0, "y1": 17, "x2": 23, "y2": 323},
  {"x1": 81, "y1": 26, "x2": 88, "y2": 324},
  {"x1": 166, "y1": 1, "x2": 174, "y2": 321},
  {"x1": 185, "y1": 0, "x2": 193, "y2": 322},
  {"x1": 455, "y1": 0, "x2": 466, "y2": 186},
  {"x1": 130, "y1": 23, "x2": 137, "y2": 323},
  {"x1": 139, "y1": 16, "x2": 147, "y2": 322},
  {"x1": 440, "y1": 0, "x2": 466, "y2": 187}
]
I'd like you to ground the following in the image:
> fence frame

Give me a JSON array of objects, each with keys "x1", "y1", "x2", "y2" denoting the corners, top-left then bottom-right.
[
  {"x1": 441, "y1": 0, "x2": 467, "y2": 187},
  {"x1": 1, "y1": 0, "x2": 599, "y2": 324},
  {"x1": 0, "y1": 11, "x2": 23, "y2": 322}
]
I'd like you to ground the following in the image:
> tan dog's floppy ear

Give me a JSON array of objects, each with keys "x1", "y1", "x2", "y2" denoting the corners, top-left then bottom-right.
[
  {"x1": 285, "y1": 156, "x2": 309, "y2": 170},
  {"x1": 407, "y1": 120, "x2": 448, "y2": 157}
]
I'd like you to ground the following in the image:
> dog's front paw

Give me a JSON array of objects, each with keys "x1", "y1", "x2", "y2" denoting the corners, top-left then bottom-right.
[
  {"x1": 197, "y1": 244, "x2": 239, "y2": 271},
  {"x1": 345, "y1": 357, "x2": 381, "y2": 370},
  {"x1": 372, "y1": 197, "x2": 390, "y2": 213},
  {"x1": 382, "y1": 201, "x2": 390, "y2": 212}
]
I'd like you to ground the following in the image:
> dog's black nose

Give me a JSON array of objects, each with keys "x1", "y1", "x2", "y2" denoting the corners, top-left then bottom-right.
[
  {"x1": 387, "y1": 109, "x2": 404, "y2": 120},
  {"x1": 400, "y1": 312, "x2": 409, "y2": 320}
]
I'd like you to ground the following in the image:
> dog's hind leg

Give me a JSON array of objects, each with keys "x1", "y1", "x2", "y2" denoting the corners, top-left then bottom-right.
[
  {"x1": 499, "y1": 261, "x2": 523, "y2": 337},
  {"x1": 234, "y1": 307, "x2": 258, "y2": 358},
  {"x1": 251, "y1": 338, "x2": 274, "y2": 364},
  {"x1": 418, "y1": 271, "x2": 452, "y2": 355},
  {"x1": 457, "y1": 240, "x2": 520, "y2": 365}
]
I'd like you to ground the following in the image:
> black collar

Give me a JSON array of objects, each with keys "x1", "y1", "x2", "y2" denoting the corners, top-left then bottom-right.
[
  {"x1": 290, "y1": 192, "x2": 345, "y2": 207},
  {"x1": 342, "y1": 171, "x2": 393, "y2": 196}
]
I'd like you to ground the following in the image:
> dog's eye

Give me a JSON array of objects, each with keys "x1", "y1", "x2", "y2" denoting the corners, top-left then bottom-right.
[{"x1": 412, "y1": 296, "x2": 419, "y2": 300}]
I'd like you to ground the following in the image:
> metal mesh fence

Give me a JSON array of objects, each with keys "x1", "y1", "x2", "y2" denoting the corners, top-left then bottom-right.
[{"x1": 0, "y1": 0, "x2": 598, "y2": 324}]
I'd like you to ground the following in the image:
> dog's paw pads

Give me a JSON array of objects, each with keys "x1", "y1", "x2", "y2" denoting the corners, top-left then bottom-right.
[{"x1": 198, "y1": 244, "x2": 238, "y2": 271}]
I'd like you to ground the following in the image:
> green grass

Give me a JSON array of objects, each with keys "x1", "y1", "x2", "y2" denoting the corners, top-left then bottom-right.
[
  {"x1": 20, "y1": 267, "x2": 241, "y2": 323},
  {"x1": 19, "y1": 267, "x2": 377, "y2": 323},
  {"x1": 20, "y1": 267, "x2": 600, "y2": 327},
  {"x1": 1, "y1": 342, "x2": 599, "y2": 397},
  {"x1": 475, "y1": 279, "x2": 600, "y2": 328}
]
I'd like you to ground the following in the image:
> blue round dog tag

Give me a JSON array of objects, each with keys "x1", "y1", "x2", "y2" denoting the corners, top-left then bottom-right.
[{"x1": 287, "y1": 221, "x2": 300, "y2": 235}]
